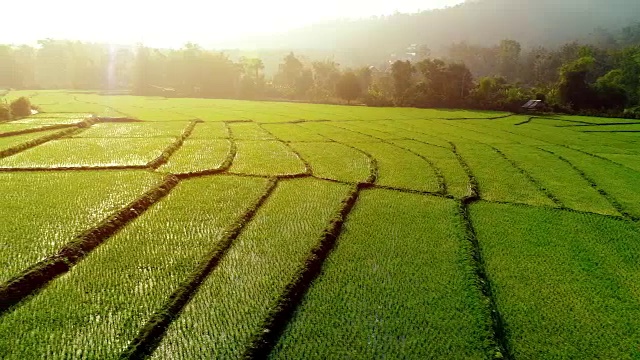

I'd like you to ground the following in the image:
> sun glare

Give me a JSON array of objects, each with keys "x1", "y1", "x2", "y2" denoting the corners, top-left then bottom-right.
[{"x1": 0, "y1": 0, "x2": 463, "y2": 47}]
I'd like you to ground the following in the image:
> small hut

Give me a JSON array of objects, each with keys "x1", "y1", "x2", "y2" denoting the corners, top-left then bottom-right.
[{"x1": 522, "y1": 100, "x2": 544, "y2": 111}]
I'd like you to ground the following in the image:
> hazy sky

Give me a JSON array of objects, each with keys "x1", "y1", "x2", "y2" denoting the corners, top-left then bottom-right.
[{"x1": 0, "y1": 0, "x2": 464, "y2": 48}]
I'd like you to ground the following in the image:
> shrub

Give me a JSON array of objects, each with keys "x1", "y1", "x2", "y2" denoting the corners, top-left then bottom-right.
[
  {"x1": 10, "y1": 97, "x2": 32, "y2": 118},
  {"x1": 0, "y1": 103, "x2": 11, "y2": 120},
  {"x1": 363, "y1": 90, "x2": 393, "y2": 107},
  {"x1": 335, "y1": 72, "x2": 362, "y2": 104},
  {"x1": 623, "y1": 106, "x2": 640, "y2": 119}
]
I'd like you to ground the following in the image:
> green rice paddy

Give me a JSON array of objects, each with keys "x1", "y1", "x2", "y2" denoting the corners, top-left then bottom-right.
[{"x1": 0, "y1": 90, "x2": 639, "y2": 359}]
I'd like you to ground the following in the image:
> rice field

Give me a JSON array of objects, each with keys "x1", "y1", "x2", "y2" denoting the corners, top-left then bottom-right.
[{"x1": 0, "y1": 90, "x2": 639, "y2": 359}]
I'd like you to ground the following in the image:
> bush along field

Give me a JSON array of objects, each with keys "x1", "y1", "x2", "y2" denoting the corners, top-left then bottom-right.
[{"x1": 0, "y1": 91, "x2": 639, "y2": 359}]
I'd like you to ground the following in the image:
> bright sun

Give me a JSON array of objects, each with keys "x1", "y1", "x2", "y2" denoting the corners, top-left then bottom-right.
[{"x1": 0, "y1": 0, "x2": 463, "y2": 48}]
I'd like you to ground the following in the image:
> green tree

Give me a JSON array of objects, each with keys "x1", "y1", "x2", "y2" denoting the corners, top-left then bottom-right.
[
  {"x1": 614, "y1": 46, "x2": 640, "y2": 106},
  {"x1": 0, "y1": 46, "x2": 19, "y2": 88},
  {"x1": 355, "y1": 66, "x2": 373, "y2": 92},
  {"x1": 471, "y1": 76, "x2": 509, "y2": 108},
  {"x1": 132, "y1": 45, "x2": 152, "y2": 95},
  {"x1": 13, "y1": 45, "x2": 36, "y2": 88},
  {"x1": 498, "y1": 39, "x2": 521, "y2": 81},
  {"x1": 295, "y1": 69, "x2": 314, "y2": 99},
  {"x1": 364, "y1": 70, "x2": 394, "y2": 106},
  {"x1": 274, "y1": 52, "x2": 305, "y2": 98},
  {"x1": 35, "y1": 39, "x2": 73, "y2": 88},
  {"x1": 391, "y1": 60, "x2": 414, "y2": 105},
  {"x1": 443, "y1": 63, "x2": 474, "y2": 106},
  {"x1": 242, "y1": 58, "x2": 264, "y2": 81},
  {"x1": 199, "y1": 52, "x2": 241, "y2": 98},
  {"x1": 594, "y1": 69, "x2": 628, "y2": 109},
  {"x1": 336, "y1": 71, "x2": 362, "y2": 104},
  {"x1": 310, "y1": 60, "x2": 341, "y2": 100},
  {"x1": 239, "y1": 57, "x2": 265, "y2": 99},
  {"x1": 69, "y1": 42, "x2": 102, "y2": 89},
  {"x1": 181, "y1": 43, "x2": 204, "y2": 94},
  {"x1": 415, "y1": 59, "x2": 447, "y2": 106},
  {"x1": 0, "y1": 103, "x2": 11, "y2": 120},
  {"x1": 558, "y1": 56, "x2": 596, "y2": 109},
  {"x1": 522, "y1": 46, "x2": 561, "y2": 86},
  {"x1": 448, "y1": 42, "x2": 499, "y2": 79}
]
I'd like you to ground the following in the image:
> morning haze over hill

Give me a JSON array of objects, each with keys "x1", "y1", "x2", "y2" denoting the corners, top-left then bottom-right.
[
  {"x1": 3, "y1": 0, "x2": 640, "y2": 50},
  {"x1": 1, "y1": 0, "x2": 464, "y2": 47},
  {"x1": 1, "y1": 1, "x2": 640, "y2": 358}
]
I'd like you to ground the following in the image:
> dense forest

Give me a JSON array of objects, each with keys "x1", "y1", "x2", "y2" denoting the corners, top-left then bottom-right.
[{"x1": 2, "y1": 1, "x2": 640, "y2": 117}]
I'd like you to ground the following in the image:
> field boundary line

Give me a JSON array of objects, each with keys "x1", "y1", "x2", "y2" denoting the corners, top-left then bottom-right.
[
  {"x1": 71, "y1": 95, "x2": 132, "y2": 118},
  {"x1": 277, "y1": 101, "x2": 361, "y2": 120},
  {"x1": 312, "y1": 175, "x2": 357, "y2": 185},
  {"x1": 343, "y1": 123, "x2": 470, "y2": 196},
  {"x1": 282, "y1": 140, "x2": 333, "y2": 143},
  {"x1": 371, "y1": 183, "x2": 451, "y2": 198},
  {"x1": 451, "y1": 140, "x2": 512, "y2": 359},
  {"x1": 436, "y1": 119, "x2": 526, "y2": 145},
  {"x1": 442, "y1": 125, "x2": 566, "y2": 207},
  {"x1": 251, "y1": 103, "x2": 505, "y2": 123},
  {"x1": 483, "y1": 123, "x2": 640, "y2": 174},
  {"x1": 0, "y1": 165, "x2": 149, "y2": 172},
  {"x1": 147, "y1": 120, "x2": 200, "y2": 169},
  {"x1": 225, "y1": 172, "x2": 314, "y2": 181},
  {"x1": 298, "y1": 124, "x2": 378, "y2": 184},
  {"x1": 309, "y1": 177, "x2": 445, "y2": 199},
  {"x1": 169, "y1": 123, "x2": 237, "y2": 178},
  {"x1": 222, "y1": 121, "x2": 238, "y2": 169},
  {"x1": 532, "y1": 116, "x2": 595, "y2": 125},
  {"x1": 293, "y1": 123, "x2": 335, "y2": 143},
  {"x1": 377, "y1": 120, "x2": 460, "y2": 149},
  {"x1": 225, "y1": 123, "x2": 310, "y2": 178},
  {"x1": 30, "y1": 111, "x2": 89, "y2": 116},
  {"x1": 333, "y1": 121, "x2": 452, "y2": 149},
  {"x1": 261, "y1": 119, "x2": 332, "y2": 124},
  {"x1": 558, "y1": 122, "x2": 640, "y2": 128},
  {"x1": 437, "y1": 118, "x2": 569, "y2": 149},
  {"x1": 489, "y1": 145, "x2": 564, "y2": 208},
  {"x1": 0, "y1": 124, "x2": 79, "y2": 138},
  {"x1": 450, "y1": 142, "x2": 478, "y2": 199},
  {"x1": 169, "y1": 138, "x2": 235, "y2": 178},
  {"x1": 221, "y1": 119, "x2": 253, "y2": 123},
  {"x1": 580, "y1": 130, "x2": 640, "y2": 133},
  {"x1": 479, "y1": 199, "x2": 631, "y2": 221},
  {"x1": 458, "y1": 198, "x2": 511, "y2": 360},
  {"x1": 442, "y1": 113, "x2": 514, "y2": 121},
  {"x1": 257, "y1": 123, "x2": 313, "y2": 176},
  {"x1": 93, "y1": 117, "x2": 145, "y2": 123},
  {"x1": 558, "y1": 145, "x2": 640, "y2": 175},
  {"x1": 514, "y1": 117, "x2": 534, "y2": 126},
  {"x1": 264, "y1": 118, "x2": 455, "y2": 125},
  {"x1": 121, "y1": 178, "x2": 279, "y2": 359},
  {"x1": 0, "y1": 119, "x2": 202, "y2": 172},
  {"x1": 0, "y1": 118, "x2": 94, "y2": 159},
  {"x1": 0, "y1": 175, "x2": 180, "y2": 316},
  {"x1": 538, "y1": 147, "x2": 637, "y2": 221},
  {"x1": 326, "y1": 122, "x2": 447, "y2": 195},
  {"x1": 244, "y1": 184, "x2": 362, "y2": 358}
]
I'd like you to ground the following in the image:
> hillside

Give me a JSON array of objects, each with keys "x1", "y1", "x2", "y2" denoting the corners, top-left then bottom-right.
[{"x1": 232, "y1": 0, "x2": 640, "y2": 55}]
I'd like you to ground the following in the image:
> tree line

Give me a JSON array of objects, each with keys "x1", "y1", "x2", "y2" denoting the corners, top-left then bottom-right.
[
  {"x1": 1, "y1": 27, "x2": 640, "y2": 118},
  {"x1": 236, "y1": 0, "x2": 640, "y2": 65}
]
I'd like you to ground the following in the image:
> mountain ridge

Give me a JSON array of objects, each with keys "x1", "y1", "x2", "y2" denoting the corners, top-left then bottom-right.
[{"x1": 226, "y1": 0, "x2": 640, "y2": 54}]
